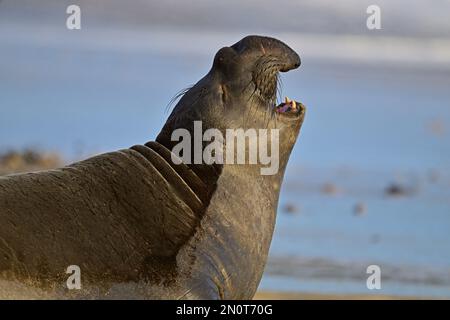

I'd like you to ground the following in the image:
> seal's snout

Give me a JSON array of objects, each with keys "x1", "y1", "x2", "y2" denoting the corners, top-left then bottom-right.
[
  {"x1": 276, "y1": 43, "x2": 300, "y2": 72},
  {"x1": 231, "y1": 35, "x2": 300, "y2": 72},
  {"x1": 282, "y1": 52, "x2": 301, "y2": 72}
]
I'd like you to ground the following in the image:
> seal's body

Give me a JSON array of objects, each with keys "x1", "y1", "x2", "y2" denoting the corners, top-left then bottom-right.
[{"x1": 0, "y1": 36, "x2": 305, "y2": 299}]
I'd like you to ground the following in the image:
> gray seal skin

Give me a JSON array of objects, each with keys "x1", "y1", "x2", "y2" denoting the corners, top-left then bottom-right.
[{"x1": 0, "y1": 35, "x2": 305, "y2": 299}]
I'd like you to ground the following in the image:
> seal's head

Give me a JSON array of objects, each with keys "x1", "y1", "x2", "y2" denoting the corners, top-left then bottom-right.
[
  {"x1": 214, "y1": 35, "x2": 301, "y2": 113},
  {"x1": 157, "y1": 35, "x2": 305, "y2": 179}
]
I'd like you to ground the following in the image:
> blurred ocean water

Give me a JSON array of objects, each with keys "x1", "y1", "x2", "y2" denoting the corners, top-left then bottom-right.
[{"x1": 1, "y1": 0, "x2": 450, "y2": 298}]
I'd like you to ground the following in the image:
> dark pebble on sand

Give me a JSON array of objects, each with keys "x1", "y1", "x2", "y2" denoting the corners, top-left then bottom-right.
[
  {"x1": 385, "y1": 183, "x2": 406, "y2": 197},
  {"x1": 282, "y1": 204, "x2": 299, "y2": 215},
  {"x1": 353, "y1": 202, "x2": 367, "y2": 216},
  {"x1": 321, "y1": 183, "x2": 340, "y2": 195}
]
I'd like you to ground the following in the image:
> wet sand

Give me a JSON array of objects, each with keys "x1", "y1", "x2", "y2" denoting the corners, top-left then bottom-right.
[{"x1": 254, "y1": 291, "x2": 428, "y2": 300}]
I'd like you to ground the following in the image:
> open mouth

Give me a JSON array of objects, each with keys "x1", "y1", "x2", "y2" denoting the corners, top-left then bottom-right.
[{"x1": 274, "y1": 97, "x2": 305, "y2": 118}]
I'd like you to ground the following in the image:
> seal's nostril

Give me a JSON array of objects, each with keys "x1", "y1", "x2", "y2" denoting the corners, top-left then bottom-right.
[{"x1": 293, "y1": 55, "x2": 301, "y2": 69}]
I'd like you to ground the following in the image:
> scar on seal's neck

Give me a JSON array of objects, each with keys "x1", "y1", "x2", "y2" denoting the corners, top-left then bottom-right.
[{"x1": 260, "y1": 43, "x2": 266, "y2": 55}]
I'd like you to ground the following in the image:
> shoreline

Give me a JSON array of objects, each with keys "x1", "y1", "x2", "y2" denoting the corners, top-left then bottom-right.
[{"x1": 254, "y1": 291, "x2": 434, "y2": 300}]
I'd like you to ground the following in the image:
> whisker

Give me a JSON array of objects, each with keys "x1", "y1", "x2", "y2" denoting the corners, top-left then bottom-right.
[
  {"x1": 165, "y1": 85, "x2": 193, "y2": 114},
  {"x1": 243, "y1": 85, "x2": 259, "y2": 128},
  {"x1": 276, "y1": 74, "x2": 283, "y2": 103}
]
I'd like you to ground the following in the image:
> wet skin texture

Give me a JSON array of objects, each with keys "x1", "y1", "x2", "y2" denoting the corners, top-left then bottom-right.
[{"x1": 0, "y1": 35, "x2": 305, "y2": 299}]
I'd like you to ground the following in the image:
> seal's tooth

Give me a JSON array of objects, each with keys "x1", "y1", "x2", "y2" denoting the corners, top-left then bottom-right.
[
  {"x1": 285, "y1": 97, "x2": 291, "y2": 104},
  {"x1": 292, "y1": 100, "x2": 297, "y2": 110}
]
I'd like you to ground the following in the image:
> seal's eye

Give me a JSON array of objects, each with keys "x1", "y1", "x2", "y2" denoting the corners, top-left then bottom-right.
[{"x1": 213, "y1": 47, "x2": 239, "y2": 73}]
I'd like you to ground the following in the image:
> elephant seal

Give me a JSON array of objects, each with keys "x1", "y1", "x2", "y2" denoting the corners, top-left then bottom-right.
[{"x1": 0, "y1": 35, "x2": 305, "y2": 299}]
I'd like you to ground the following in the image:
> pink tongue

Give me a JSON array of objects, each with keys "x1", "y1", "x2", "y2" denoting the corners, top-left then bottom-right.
[{"x1": 278, "y1": 104, "x2": 290, "y2": 113}]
